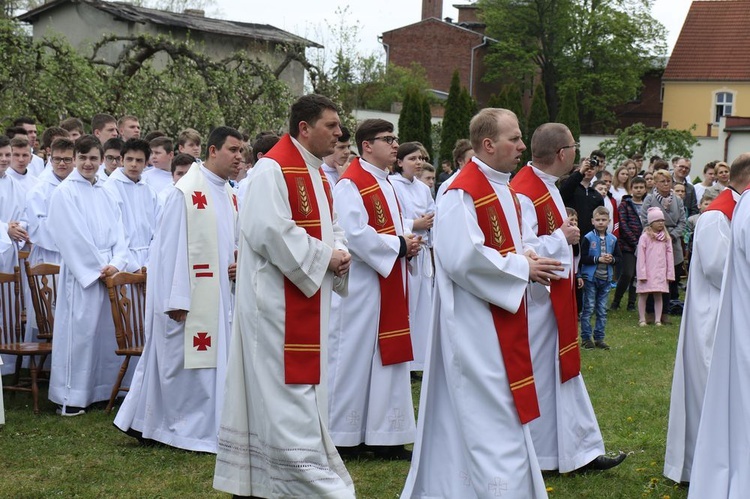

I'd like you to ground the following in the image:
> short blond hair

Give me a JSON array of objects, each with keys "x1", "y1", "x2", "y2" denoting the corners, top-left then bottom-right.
[{"x1": 469, "y1": 108, "x2": 517, "y2": 152}]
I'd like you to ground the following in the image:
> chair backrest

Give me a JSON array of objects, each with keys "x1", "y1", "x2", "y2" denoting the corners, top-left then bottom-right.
[
  {"x1": 17, "y1": 249, "x2": 30, "y2": 314},
  {"x1": 106, "y1": 271, "x2": 147, "y2": 352},
  {"x1": 24, "y1": 262, "x2": 60, "y2": 340},
  {"x1": 0, "y1": 268, "x2": 22, "y2": 345}
]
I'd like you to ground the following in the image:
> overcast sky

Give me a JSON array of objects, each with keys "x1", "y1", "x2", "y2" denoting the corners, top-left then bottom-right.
[{"x1": 212, "y1": 0, "x2": 692, "y2": 58}]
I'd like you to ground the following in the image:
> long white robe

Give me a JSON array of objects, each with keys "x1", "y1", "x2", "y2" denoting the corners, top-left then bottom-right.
[
  {"x1": 47, "y1": 169, "x2": 129, "y2": 410},
  {"x1": 141, "y1": 167, "x2": 173, "y2": 196},
  {"x1": 517, "y1": 165, "x2": 605, "y2": 472},
  {"x1": 25, "y1": 167, "x2": 63, "y2": 266},
  {"x1": 328, "y1": 159, "x2": 416, "y2": 447},
  {"x1": 391, "y1": 173, "x2": 435, "y2": 371},
  {"x1": 402, "y1": 160, "x2": 547, "y2": 499},
  {"x1": 102, "y1": 168, "x2": 158, "y2": 271},
  {"x1": 7, "y1": 167, "x2": 38, "y2": 197},
  {"x1": 214, "y1": 139, "x2": 354, "y2": 498},
  {"x1": 114, "y1": 166, "x2": 235, "y2": 453}
]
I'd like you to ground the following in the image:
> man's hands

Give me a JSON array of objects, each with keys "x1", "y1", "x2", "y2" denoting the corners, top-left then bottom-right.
[
  {"x1": 99, "y1": 265, "x2": 119, "y2": 281},
  {"x1": 525, "y1": 251, "x2": 564, "y2": 286},
  {"x1": 7, "y1": 221, "x2": 28, "y2": 243},
  {"x1": 404, "y1": 234, "x2": 422, "y2": 258},
  {"x1": 578, "y1": 158, "x2": 593, "y2": 176},
  {"x1": 228, "y1": 262, "x2": 237, "y2": 281},
  {"x1": 412, "y1": 212, "x2": 435, "y2": 231},
  {"x1": 560, "y1": 219, "x2": 580, "y2": 245},
  {"x1": 167, "y1": 309, "x2": 188, "y2": 322},
  {"x1": 328, "y1": 249, "x2": 352, "y2": 277}
]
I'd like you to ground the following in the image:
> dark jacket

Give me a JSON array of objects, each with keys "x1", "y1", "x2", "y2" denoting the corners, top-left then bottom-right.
[
  {"x1": 618, "y1": 195, "x2": 644, "y2": 253},
  {"x1": 560, "y1": 170, "x2": 604, "y2": 237}
]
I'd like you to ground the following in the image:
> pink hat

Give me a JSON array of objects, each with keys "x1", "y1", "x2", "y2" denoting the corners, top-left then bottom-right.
[{"x1": 647, "y1": 207, "x2": 665, "y2": 225}]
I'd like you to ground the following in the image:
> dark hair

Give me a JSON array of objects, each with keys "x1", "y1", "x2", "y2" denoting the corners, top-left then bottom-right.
[
  {"x1": 339, "y1": 125, "x2": 351, "y2": 143},
  {"x1": 41, "y1": 127, "x2": 70, "y2": 150},
  {"x1": 453, "y1": 138, "x2": 473, "y2": 168},
  {"x1": 251, "y1": 132, "x2": 280, "y2": 164},
  {"x1": 593, "y1": 179, "x2": 609, "y2": 189},
  {"x1": 630, "y1": 176, "x2": 646, "y2": 187},
  {"x1": 422, "y1": 164, "x2": 435, "y2": 173},
  {"x1": 12, "y1": 116, "x2": 35, "y2": 127},
  {"x1": 355, "y1": 119, "x2": 393, "y2": 153},
  {"x1": 630, "y1": 152, "x2": 644, "y2": 161},
  {"x1": 149, "y1": 136, "x2": 173, "y2": 153},
  {"x1": 207, "y1": 126, "x2": 243, "y2": 152},
  {"x1": 103, "y1": 137, "x2": 124, "y2": 153},
  {"x1": 143, "y1": 130, "x2": 166, "y2": 143},
  {"x1": 91, "y1": 113, "x2": 116, "y2": 132},
  {"x1": 0, "y1": 135, "x2": 10, "y2": 149},
  {"x1": 393, "y1": 142, "x2": 422, "y2": 174},
  {"x1": 121, "y1": 138, "x2": 151, "y2": 159},
  {"x1": 5, "y1": 126, "x2": 27, "y2": 138},
  {"x1": 565, "y1": 207, "x2": 578, "y2": 218},
  {"x1": 652, "y1": 159, "x2": 669, "y2": 171},
  {"x1": 50, "y1": 137, "x2": 76, "y2": 153},
  {"x1": 75, "y1": 134, "x2": 104, "y2": 157},
  {"x1": 703, "y1": 161, "x2": 717, "y2": 173},
  {"x1": 289, "y1": 94, "x2": 340, "y2": 138},
  {"x1": 171, "y1": 153, "x2": 195, "y2": 174},
  {"x1": 591, "y1": 149, "x2": 605, "y2": 159},
  {"x1": 9, "y1": 136, "x2": 30, "y2": 149},
  {"x1": 60, "y1": 117, "x2": 84, "y2": 133}
]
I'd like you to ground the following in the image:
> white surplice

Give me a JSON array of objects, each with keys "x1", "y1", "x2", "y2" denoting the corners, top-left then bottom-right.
[
  {"x1": 142, "y1": 167, "x2": 173, "y2": 196},
  {"x1": 322, "y1": 163, "x2": 340, "y2": 186},
  {"x1": 402, "y1": 159, "x2": 547, "y2": 499},
  {"x1": 214, "y1": 138, "x2": 354, "y2": 498},
  {"x1": 517, "y1": 165, "x2": 604, "y2": 472},
  {"x1": 47, "y1": 169, "x2": 129, "y2": 410},
  {"x1": 328, "y1": 159, "x2": 416, "y2": 447},
  {"x1": 114, "y1": 166, "x2": 235, "y2": 453},
  {"x1": 7, "y1": 167, "x2": 38, "y2": 197},
  {"x1": 102, "y1": 168, "x2": 158, "y2": 271},
  {"x1": 0, "y1": 173, "x2": 25, "y2": 374},
  {"x1": 391, "y1": 173, "x2": 436, "y2": 371},
  {"x1": 25, "y1": 167, "x2": 63, "y2": 265},
  {"x1": 665, "y1": 191, "x2": 738, "y2": 484}
]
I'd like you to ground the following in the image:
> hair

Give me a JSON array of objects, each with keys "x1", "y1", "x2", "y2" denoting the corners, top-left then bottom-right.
[
  {"x1": 5, "y1": 126, "x2": 27, "y2": 138},
  {"x1": 645, "y1": 223, "x2": 671, "y2": 241},
  {"x1": 729, "y1": 153, "x2": 750, "y2": 185},
  {"x1": 630, "y1": 153, "x2": 644, "y2": 161},
  {"x1": 652, "y1": 159, "x2": 669, "y2": 171},
  {"x1": 592, "y1": 206, "x2": 610, "y2": 218},
  {"x1": 703, "y1": 161, "x2": 717, "y2": 173},
  {"x1": 393, "y1": 142, "x2": 422, "y2": 174},
  {"x1": 422, "y1": 164, "x2": 435, "y2": 173},
  {"x1": 9, "y1": 136, "x2": 30, "y2": 149},
  {"x1": 91, "y1": 113, "x2": 116, "y2": 132},
  {"x1": 289, "y1": 94, "x2": 340, "y2": 138},
  {"x1": 59, "y1": 117, "x2": 84, "y2": 134},
  {"x1": 207, "y1": 126, "x2": 243, "y2": 152},
  {"x1": 0, "y1": 135, "x2": 9, "y2": 149},
  {"x1": 599, "y1": 170, "x2": 612, "y2": 180},
  {"x1": 142, "y1": 130, "x2": 165, "y2": 143},
  {"x1": 12, "y1": 116, "x2": 35, "y2": 127},
  {"x1": 700, "y1": 188, "x2": 720, "y2": 204},
  {"x1": 593, "y1": 179, "x2": 609, "y2": 190},
  {"x1": 649, "y1": 155, "x2": 662, "y2": 164},
  {"x1": 530, "y1": 122, "x2": 572, "y2": 166},
  {"x1": 715, "y1": 161, "x2": 730, "y2": 172},
  {"x1": 149, "y1": 136, "x2": 173, "y2": 153},
  {"x1": 74, "y1": 134, "x2": 103, "y2": 157},
  {"x1": 630, "y1": 176, "x2": 646, "y2": 188},
  {"x1": 469, "y1": 108, "x2": 517, "y2": 152},
  {"x1": 452, "y1": 138, "x2": 473, "y2": 168},
  {"x1": 251, "y1": 132, "x2": 280, "y2": 163},
  {"x1": 355, "y1": 119, "x2": 394, "y2": 153},
  {"x1": 171, "y1": 153, "x2": 195, "y2": 174},
  {"x1": 50, "y1": 137, "x2": 75, "y2": 153},
  {"x1": 117, "y1": 115, "x2": 139, "y2": 128},
  {"x1": 121, "y1": 138, "x2": 151, "y2": 159},
  {"x1": 566, "y1": 207, "x2": 578, "y2": 219},
  {"x1": 339, "y1": 125, "x2": 351, "y2": 143},
  {"x1": 591, "y1": 149, "x2": 605, "y2": 159},
  {"x1": 178, "y1": 128, "x2": 202, "y2": 146},
  {"x1": 417, "y1": 143, "x2": 430, "y2": 163},
  {"x1": 241, "y1": 145, "x2": 253, "y2": 163},
  {"x1": 102, "y1": 137, "x2": 124, "y2": 153},
  {"x1": 612, "y1": 164, "x2": 631, "y2": 191},
  {"x1": 41, "y1": 127, "x2": 70, "y2": 150},
  {"x1": 671, "y1": 156, "x2": 680, "y2": 163}
]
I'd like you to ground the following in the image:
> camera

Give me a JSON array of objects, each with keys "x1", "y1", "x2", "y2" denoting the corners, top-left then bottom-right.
[{"x1": 589, "y1": 157, "x2": 599, "y2": 168}]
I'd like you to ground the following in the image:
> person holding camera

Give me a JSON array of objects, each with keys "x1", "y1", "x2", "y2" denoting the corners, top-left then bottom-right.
[{"x1": 560, "y1": 155, "x2": 605, "y2": 239}]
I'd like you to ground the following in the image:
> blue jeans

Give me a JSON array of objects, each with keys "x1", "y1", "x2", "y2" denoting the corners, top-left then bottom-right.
[{"x1": 581, "y1": 277, "x2": 609, "y2": 342}]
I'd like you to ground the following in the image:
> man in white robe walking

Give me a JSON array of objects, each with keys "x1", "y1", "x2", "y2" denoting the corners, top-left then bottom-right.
[
  {"x1": 665, "y1": 153, "x2": 750, "y2": 484},
  {"x1": 114, "y1": 127, "x2": 241, "y2": 452},
  {"x1": 402, "y1": 108, "x2": 563, "y2": 499},
  {"x1": 214, "y1": 94, "x2": 355, "y2": 499}
]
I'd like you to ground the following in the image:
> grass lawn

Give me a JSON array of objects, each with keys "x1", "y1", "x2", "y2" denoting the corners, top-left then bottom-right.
[{"x1": 1, "y1": 304, "x2": 688, "y2": 498}]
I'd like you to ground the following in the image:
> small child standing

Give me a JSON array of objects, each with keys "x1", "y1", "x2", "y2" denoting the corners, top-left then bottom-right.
[
  {"x1": 567, "y1": 207, "x2": 585, "y2": 314},
  {"x1": 636, "y1": 207, "x2": 675, "y2": 326},
  {"x1": 579, "y1": 206, "x2": 621, "y2": 349}
]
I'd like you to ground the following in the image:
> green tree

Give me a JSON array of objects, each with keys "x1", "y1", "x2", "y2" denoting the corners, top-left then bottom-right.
[
  {"x1": 556, "y1": 84, "x2": 580, "y2": 140},
  {"x1": 598, "y1": 123, "x2": 699, "y2": 166},
  {"x1": 527, "y1": 82, "x2": 549, "y2": 142},
  {"x1": 398, "y1": 89, "x2": 421, "y2": 143},
  {"x1": 420, "y1": 96, "x2": 433, "y2": 159},
  {"x1": 439, "y1": 70, "x2": 469, "y2": 164}
]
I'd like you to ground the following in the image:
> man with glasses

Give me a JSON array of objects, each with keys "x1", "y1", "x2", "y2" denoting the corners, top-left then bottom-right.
[
  {"x1": 98, "y1": 137, "x2": 124, "y2": 182},
  {"x1": 672, "y1": 158, "x2": 699, "y2": 217},
  {"x1": 328, "y1": 118, "x2": 421, "y2": 460}
]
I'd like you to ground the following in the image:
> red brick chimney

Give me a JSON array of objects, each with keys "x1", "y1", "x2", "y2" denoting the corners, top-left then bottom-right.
[{"x1": 422, "y1": 0, "x2": 442, "y2": 20}]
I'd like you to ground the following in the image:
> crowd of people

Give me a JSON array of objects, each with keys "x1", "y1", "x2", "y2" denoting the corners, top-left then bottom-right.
[{"x1": 1, "y1": 96, "x2": 748, "y2": 498}]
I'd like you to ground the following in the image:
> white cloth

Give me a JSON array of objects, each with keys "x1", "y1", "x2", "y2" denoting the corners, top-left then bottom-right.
[
  {"x1": 390, "y1": 173, "x2": 435, "y2": 371},
  {"x1": 102, "y1": 168, "x2": 158, "y2": 271},
  {"x1": 665, "y1": 192, "x2": 738, "y2": 484},
  {"x1": 7, "y1": 167, "x2": 39, "y2": 197},
  {"x1": 141, "y1": 168, "x2": 173, "y2": 195},
  {"x1": 402, "y1": 159, "x2": 547, "y2": 499},
  {"x1": 214, "y1": 139, "x2": 354, "y2": 498},
  {"x1": 114, "y1": 166, "x2": 235, "y2": 453},
  {"x1": 687, "y1": 189, "x2": 750, "y2": 498},
  {"x1": 328, "y1": 159, "x2": 416, "y2": 447},
  {"x1": 693, "y1": 183, "x2": 708, "y2": 203},
  {"x1": 47, "y1": 169, "x2": 130, "y2": 410},
  {"x1": 610, "y1": 186, "x2": 628, "y2": 205},
  {"x1": 25, "y1": 167, "x2": 63, "y2": 265},
  {"x1": 322, "y1": 163, "x2": 340, "y2": 186},
  {"x1": 518, "y1": 165, "x2": 604, "y2": 472},
  {"x1": 29, "y1": 154, "x2": 45, "y2": 178}
]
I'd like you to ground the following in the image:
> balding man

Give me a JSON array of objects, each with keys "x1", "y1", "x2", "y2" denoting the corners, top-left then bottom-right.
[{"x1": 512, "y1": 123, "x2": 625, "y2": 473}]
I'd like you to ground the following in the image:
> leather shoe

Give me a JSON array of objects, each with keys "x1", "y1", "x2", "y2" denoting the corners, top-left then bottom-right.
[
  {"x1": 370, "y1": 445, "x2": 413, "y2": 461},
  {"x1": 580, "y1": 452, "x2": 627, "y2": 471}
]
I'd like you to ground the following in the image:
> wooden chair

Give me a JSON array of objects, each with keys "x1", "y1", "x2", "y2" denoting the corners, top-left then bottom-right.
[
  {"x1": 17, "y1": 249, "x2": 30, "y2": 331},
  {"x1": 24, "y1": 262, "x2": 59, "y2": 343},
  {"x1": 0, "y1": 268, "x2": 53, "y2": 414},
  {"x1": 105, "y1": 271, "x2": 147, "y2": 414}
]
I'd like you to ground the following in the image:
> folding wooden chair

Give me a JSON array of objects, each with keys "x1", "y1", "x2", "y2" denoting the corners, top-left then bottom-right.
[
  {"x1": 0, "y1": 268, "x2": 53, "y2": 414},
  {"x1": 105, "y1": 271, "x2": 147, "y2": 414}
]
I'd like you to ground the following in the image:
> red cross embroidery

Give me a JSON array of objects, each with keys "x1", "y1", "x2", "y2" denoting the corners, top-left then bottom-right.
[
  {"x1": 192, "y1": 191, "x2": 208, "y2": 209},
  {"x1": 193, "y1": 332, "x2": 211, "y2": 351},
  {"x1": 232, "y1": 194, "x2": 238, "y2": 212}
]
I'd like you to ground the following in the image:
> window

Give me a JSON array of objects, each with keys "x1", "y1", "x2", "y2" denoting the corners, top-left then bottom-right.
[{"x1": 715, "y1": 91, "x2": 734, "y2": 123}]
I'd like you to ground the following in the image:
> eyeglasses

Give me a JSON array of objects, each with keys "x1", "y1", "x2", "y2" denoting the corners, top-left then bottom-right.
[
  {"x1": 557, "y1": 143, "x2": 580, "y2": 153},
  {"x1": 105, "y1": 155, "x2": 121, "y2": 163},
  {"x1": 50, "y1": 156, "x2": 74, "y2": 165},
  {"x1": 368, "y1": 135, "x2": 399, "y2": 145}
]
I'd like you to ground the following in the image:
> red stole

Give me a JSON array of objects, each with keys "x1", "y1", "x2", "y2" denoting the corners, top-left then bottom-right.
[
  {"x1": 264, "y1": 134, "x2": 333, "y2": 384},
  {"x1": 448, "y1": 161, "x2": 540, "y2": 424},
  {"x1": 705, "y1": 188, "x2": 738, "y2": 221},
  {"x1": 511, "y1": 165, "x2": 581, "y2": 383},
  {"x1": 608, "y1": 195, "x2": 620, "y2": 238},
  {"x1": 340, "y1": 158, "x2": 414, "y2": 365}
]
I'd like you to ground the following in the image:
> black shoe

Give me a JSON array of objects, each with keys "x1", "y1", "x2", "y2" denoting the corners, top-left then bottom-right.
[
  {"x1": 56, "y1": 405, "x2": 85, "y2": 417},
  {"x1": 595, "y1": 340, "x2": 610, "y2": 350},
  {"x1": 609, "y1": 302, "x2": 620, "y2": 311},
  {"x1": 336, "y1": 444, "x2": 368, "y2": 459},
  {"x1": 626, "y1": 303, "x2": 636, "y2": 311},
  {"x1": 580, "y1": 452, "x2": 627, "y2": 471},
  {"x1": 581, "y1": 339, "x2": 596, "y2": 350},
  {"x1": 370, "y1": 445, "x2": 412, "y2": 461}
]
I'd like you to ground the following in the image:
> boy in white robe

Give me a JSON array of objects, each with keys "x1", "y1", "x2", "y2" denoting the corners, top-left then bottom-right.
[
  {"x1": 156, "y1": 153, "x2": 193, "y2": 225},
  {"x1": 142, "y1": 136, "x2": 174, "y2": 195},
  {"x1": 321, "y1": 126, "x2": 351, "y2": 186},
  {"x1": 8, "y1": 136, "x2": 39, "y2": 194},
  {"x1": 47, "y1": 135, "x2": 130, "y2": 415},
  {"x1": 114, "y1": 127, "x2": 241, "y2": 452}
]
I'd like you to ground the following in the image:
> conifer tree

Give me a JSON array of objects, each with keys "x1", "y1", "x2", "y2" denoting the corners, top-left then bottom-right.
[{"x1": 439, "y1": 70, "x2": 466, "y2": 164}]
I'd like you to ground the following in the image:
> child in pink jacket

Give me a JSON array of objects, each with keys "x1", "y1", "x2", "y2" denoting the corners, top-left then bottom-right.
[{"x1": 636, "y1": 207, "x2": 675, "y2": 326}]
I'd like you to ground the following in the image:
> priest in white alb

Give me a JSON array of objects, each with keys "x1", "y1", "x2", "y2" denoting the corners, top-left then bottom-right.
[
  {"x1": 214, "y1": 94, "x2": 355, "y2": 498},
  {"x1": 114, "y1": 127, "x2": 240, "y2": 452},
  {"x1": 665, "y1": 153, "x2": 750, "y2": 484}
]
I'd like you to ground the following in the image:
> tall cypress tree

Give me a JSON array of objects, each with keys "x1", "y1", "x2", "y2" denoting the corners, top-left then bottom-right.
[
  {"x1": 420, "y1": 96, "x2": 433, "y2": 159},
  {"x1": 556, "y1": 85, "x2": 581, "y2": 141},
  {"x1": 439, "y1": 70, "x2": 465, "y2": 164},
  {"x1": 527, "y1": 82, "x2": 550, "y2": 139}
]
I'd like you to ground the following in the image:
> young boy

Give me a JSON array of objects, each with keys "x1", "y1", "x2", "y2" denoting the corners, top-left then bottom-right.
[
  {"x1": 568, "y1": 207, "x2": 585, "y2": 314},
  {"x1": 579, "y1": 206, "x2": 621, "y2": 350},
  {"x1": 142, "y1": 136, "x2": 174, "y2": 194},
  {"x1": 177, "y1": 128, "x2": 202, "y2": 159},
  {"x1": 595, "y1": 176, "x2": 620, "y2": 238},
  {"x1": 693, "y1": 162, "x2": 716, "y2": 203},
  {"x1": 612, "y1": 176, "x2": 647, "y2": 311},
  {"x1": 8, "y1": 136, "x2": 38, "y2": 193},
  {"x1": 98, "y1": 137, "x2": 124, "y2": 182}
]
